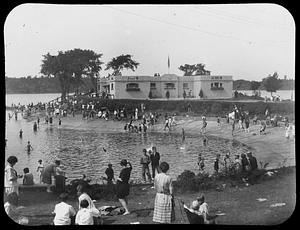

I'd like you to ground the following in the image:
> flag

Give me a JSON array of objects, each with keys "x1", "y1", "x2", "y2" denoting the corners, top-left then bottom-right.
[{"x1": 168, "y1": 55, "x2": 170, "y2": 69}]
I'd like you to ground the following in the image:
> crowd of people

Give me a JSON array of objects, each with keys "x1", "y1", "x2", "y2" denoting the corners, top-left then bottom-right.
[{"x1": 5, "y1": 97, "x2": 295, "y2": 225}]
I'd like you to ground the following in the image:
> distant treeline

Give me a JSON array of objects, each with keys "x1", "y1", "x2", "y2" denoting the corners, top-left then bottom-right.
[
  {"x1": 5, "y1": 76, "x2": 294, "y2": 94},
  {"x1": 5, "y1": 76, "x2": 93, "y2": 94},
  {"x1": 233, "y1": 79, "x2": 294, "y2": 91}
]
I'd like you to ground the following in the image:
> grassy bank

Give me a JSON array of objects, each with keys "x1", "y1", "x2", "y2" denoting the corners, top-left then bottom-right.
[{"x1": 11, "y1": 166, "x2": 295, "y2": 225}]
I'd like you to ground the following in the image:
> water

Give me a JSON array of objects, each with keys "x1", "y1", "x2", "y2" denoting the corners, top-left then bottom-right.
[
  {"x1": 237, "y1": 90, "x2": 294, "y2": 101},
  {"x1": 5, "y1": 110, "x2": 250, "y2": 184},
  {"x1": 6, "y1": 93, "x2": 61, "y2": 107}
]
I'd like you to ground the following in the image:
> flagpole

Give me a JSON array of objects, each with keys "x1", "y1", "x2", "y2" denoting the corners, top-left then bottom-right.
[{"x1": 168, "y1": 55, "x2": 170, "y2": 74}]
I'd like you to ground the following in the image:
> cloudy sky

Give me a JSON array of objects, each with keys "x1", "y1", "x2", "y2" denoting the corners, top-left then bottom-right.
[{"x1": 4, "y1": 4, "x2": 295, "y2": 81}]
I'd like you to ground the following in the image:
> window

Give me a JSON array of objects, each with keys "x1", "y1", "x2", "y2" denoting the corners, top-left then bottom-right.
[
  {"x1": 111, "y1": 83, "x2": 114, "y2": 90},
  {"x1": 183, "y1": 83, "x2": 188, "y2": 89},
  {"x1": 150, "y1": 82, "x2": 156, "y2": 89},
  {"x1": 165, "y1": 83, "x2": 175, "y2": 89},
  {"x1": 211, "y1": 82, "x2": 224, "y2": 90},
  {"x1": 126, "y1": 83, "x2": 140, "y2": 91}
]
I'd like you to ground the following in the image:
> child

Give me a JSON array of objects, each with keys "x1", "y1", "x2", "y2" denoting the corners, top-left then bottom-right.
[
  {"x1": 214, "y1": 154, "x2": 220, "y2": 174},
  {"x1": 23, "y1": 168, "x2": 34, "y2": 185},
  {"x1": 217, "y1": 116, "x2": 221, "y2": 127},
  {"x1": 75, "y1": 199, "x2": 100, "y2": 225},
  {"x1": 26, "y1": 141, "x2": 33, "y2": 153},
  {"x1": 36, "y1": 160, "x2": 44, "y2": 184},
  {"x1": 53, "y1": 193, "x2": 76, "y2": 225},
  {"x1": 198, "y1": 154, "x2": 205, "y2": 171},
  {"x1": 105, "y1": 164, "x2": 115, "y2": 185}
]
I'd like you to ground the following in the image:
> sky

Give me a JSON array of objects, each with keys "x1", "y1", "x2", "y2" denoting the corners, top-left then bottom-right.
[{"x1": 4, "y1": 4, "x2": 295, "y2": 81}]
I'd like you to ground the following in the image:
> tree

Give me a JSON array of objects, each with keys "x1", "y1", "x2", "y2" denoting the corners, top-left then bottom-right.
[
  {"x1": 178, "y1": 64, "x2": 196, "y2": 76},
  {"x1": 250, "y1": 81, "x2": 260, "y2": 91},
  {"x1": 166, "y1": 90, "x2": 170, "y2": 99},
  {"x1": 183, "y1": 90, "x2": 186, "y2": 99},
  {"x1": 105, "y1": 54, "x2": 139, "y2": 76},
  {"x1": 178, "y1": 63, "x2": 210, "y2": 76},
  {"x1": 41, "y1": 49, "x2": 103, "y2": 100},
  {"x1": 148, "y1": 91, "x2": 153, "y2": 99},
  {"x1": 261, "y1": 72, "x2": 281, "y2": 97},
  {"x1": 199, "y1": 89, "x2": 204, "y2": 98}
]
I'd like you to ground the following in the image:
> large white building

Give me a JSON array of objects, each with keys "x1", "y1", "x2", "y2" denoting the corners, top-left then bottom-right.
[{"x1": 97, "y1": 74, "x2": 233, "y2": 99}]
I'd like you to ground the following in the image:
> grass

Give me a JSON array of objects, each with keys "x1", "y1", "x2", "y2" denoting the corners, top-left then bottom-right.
[{"x1": 9, "y1": 166, "x2": 295, "y2": 225}]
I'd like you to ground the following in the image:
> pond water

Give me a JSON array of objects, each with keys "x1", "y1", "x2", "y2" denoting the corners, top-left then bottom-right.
[{"x1": 5, "y1": 111, "x2": 251, "y2": 184}]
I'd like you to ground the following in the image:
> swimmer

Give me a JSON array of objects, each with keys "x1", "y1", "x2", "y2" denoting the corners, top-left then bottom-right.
[
  {"x1": 26, "y1": 141, "x2": 33, "y2": 153},
  {"x1": 19, "y1": 129, "x2": 23, "y2": 138}
]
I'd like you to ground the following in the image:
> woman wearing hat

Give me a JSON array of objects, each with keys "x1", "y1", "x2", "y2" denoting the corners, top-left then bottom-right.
[{"x1": 116, "y1": 159, "x2": 132, "y2": 215}]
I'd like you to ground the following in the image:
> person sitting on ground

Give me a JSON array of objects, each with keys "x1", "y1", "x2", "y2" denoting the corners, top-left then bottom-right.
[
  {"x1": 183, "y1": 194, "x2": 216, "y2": 224},
  {"x1": 22, "y1": 168, "x2": 34, "y2": 185},
  {"x1": 234, "y1": 155, "x2": 242, "y2": 174},
  {"x1": 253, "y1": 115, "x2": 258, "y2": 125},
  {"x1": 52, "y1": 193, "x2": 76, "y2": 225},
  {"x1": 75, "y1": 199, "x2": 101, "y2": 225},
  {"x1": 77, "y1": 184, "x2": 96, "y2": 210},
  {"x1": 4, "y1": 192, "x2": 28, "y2": 224}
]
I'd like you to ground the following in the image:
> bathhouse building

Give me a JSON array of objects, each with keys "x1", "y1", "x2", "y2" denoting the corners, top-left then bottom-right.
[{"x1": 97, "y1": 74, "x2": 233, "y2": 99}]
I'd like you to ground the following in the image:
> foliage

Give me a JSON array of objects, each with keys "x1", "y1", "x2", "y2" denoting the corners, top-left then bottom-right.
[
  {"x1": 199, "y1": 89, "x2": 204, "y2": 98},
  {"x1": 105, "y1": 54, "x2": 139, "y2": 76},
  {"x1": 261, "y1": 72, "x2": 281, "y2": 96},
  {"x1": 166, "y1": 90, "x2": 170, "y2": 99},
  {"x1": 178, "y1": 63, "x2": 210, "y2": 76},
  {"x1": 250, "y1": 81, "x2": 261, "y2": 91},
  {"x1": 40, "y1": 49, "x2": 103, "y2": 99}
]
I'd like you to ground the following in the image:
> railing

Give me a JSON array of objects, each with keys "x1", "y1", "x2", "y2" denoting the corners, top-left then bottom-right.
[{"x1": 211, "y1": 87, "x2": 224, "y2": 90}]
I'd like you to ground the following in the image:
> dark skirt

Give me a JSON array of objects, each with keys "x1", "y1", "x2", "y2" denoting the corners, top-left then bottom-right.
[{"x1": 116, "y1": 182, "x2": 130, "y2": 199}]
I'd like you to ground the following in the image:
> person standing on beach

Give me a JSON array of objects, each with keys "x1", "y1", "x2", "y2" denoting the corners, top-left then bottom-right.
[
  {"x1": 153, "y1": 162, "x2": 175, "y2": 224},
  {"x1": 59, "y1": 118, "x2": 62, "y2": 126},
  {"x1": 5, "y1": 156, "x2": 22, "y2": 196},
  {"x1": 36, "y1": 159, "x2": 44, "y2": 184},
  {"x1": 37, "y1": 117, "x2": 40, "y2": 126},
  {"x1": 42, "y1": 160, "x2": 61, "y2": 193},
  {"x1": 116, "y1": 159, "x2": 132, "y2": 215},
  {"x1": 150, "y1": 146, "x2": 160, "y2": 178},
  {"x1": 19, "y1": 129, "x2": 23, "y2": 138},
  {"x1": 105, "y1": 163, "x2": 115, "y2": 185},
  {"x1": 140, "y1": 149, "x2": 152, "y2": 183}
]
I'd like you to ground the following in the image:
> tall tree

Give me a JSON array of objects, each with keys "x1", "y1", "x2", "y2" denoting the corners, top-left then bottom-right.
[
  {"x1": 105, "y1": 54, "x2": 139, "y2": 76},
  {"x1": 41, "y1": 49, "x2": 103, "y2": 100},
  {"x1": 261, "y1": 72, "x2": 281, "y2": 97},
  {"x1": 178, "y1": 63, "x2": 210, "y2": 76}
]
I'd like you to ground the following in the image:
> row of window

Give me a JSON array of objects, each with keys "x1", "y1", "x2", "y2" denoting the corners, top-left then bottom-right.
[{"x1": 108, "y1": 82, "x2": 224, "y2": 91}]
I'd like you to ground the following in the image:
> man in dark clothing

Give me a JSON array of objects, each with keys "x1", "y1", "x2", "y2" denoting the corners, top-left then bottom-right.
[
  {"x1": 247, "y1": 152, "x2": 258, "y2": 171},
  {"x1": 105, "y1": 163, "x2": 114, "y2": 185},
  {"x1": 150, "y1": 146, "x2": 160, "y2": 178},
  {"x1": 247, "y1": 152, "x2": 260, "y2": 184},
  {"x1": 140, "y1": 149, "x2": 152, "y2": 183}
]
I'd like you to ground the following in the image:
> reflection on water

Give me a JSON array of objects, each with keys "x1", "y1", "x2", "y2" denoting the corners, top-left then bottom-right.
[{"x1": 5, "y1": 111, "x2": 251, "y2": 183}]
